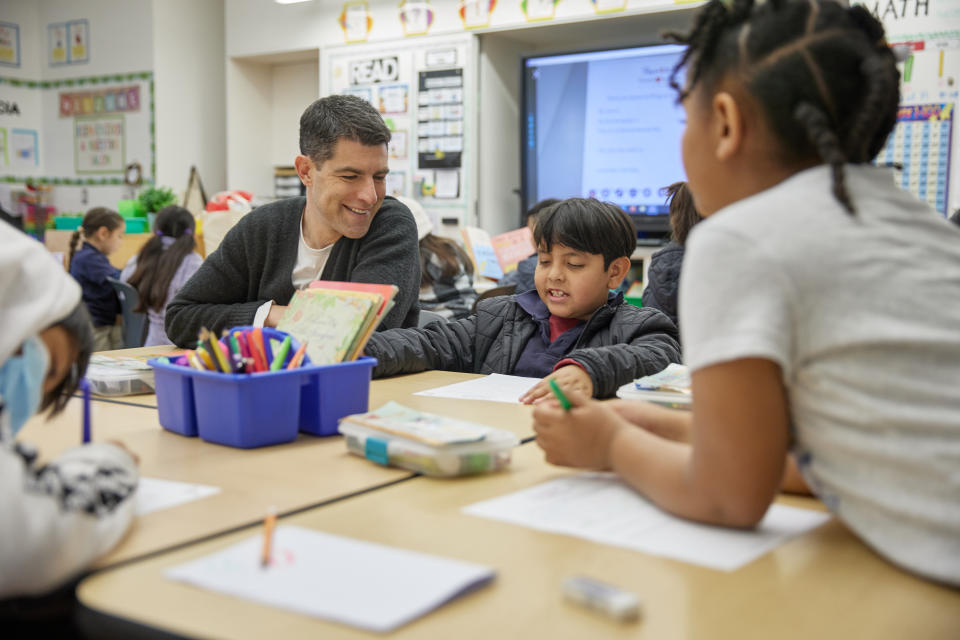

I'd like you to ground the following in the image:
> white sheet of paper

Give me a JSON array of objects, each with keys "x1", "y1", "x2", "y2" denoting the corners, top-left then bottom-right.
[
  {"x1": 414, "y1": 373, "x2": 541, "y2": 404},
  {"x1": 166, "y1": 526, "x2": 495, "y2": 633},
  {"x1": 463, "y1": 474, "x2": 831, "y2": 571},
  {"x1": 433, "y1": 169, "x2": 459, "y2": 199},
  {"x1": 136, "y1": 477, "x2": 220, "y2": 516}
]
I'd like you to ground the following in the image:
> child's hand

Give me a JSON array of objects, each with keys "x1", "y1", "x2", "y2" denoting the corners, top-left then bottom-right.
[
  {"x1": 532, "y1": 387, "x2": 624, "y2": 470},
  {"x1": 607, "y1": 399, "x2": 693, "y2": 442},
  {"x1": 519, "y1": 365, "x2": 594, "y2": 405}
]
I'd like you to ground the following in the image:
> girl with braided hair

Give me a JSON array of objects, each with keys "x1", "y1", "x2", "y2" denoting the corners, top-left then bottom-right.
[{"x1": 532, "y1": 0, "x2": 960, "y2": 586}]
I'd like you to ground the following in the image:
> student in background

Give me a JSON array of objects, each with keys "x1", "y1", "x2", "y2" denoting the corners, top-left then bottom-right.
[
  {"x1": 641, "y1": 182, "x2": 703, "y2": 331},
  {"x1": 0, "y1": 219, "x2": 138, "y2": 601},
  {"x1": 68, "y1": 207, "x2": 125, "y2": 351},
  {"x1": 500, "y1": 198, "x2": 561, "y2": 293},
  {"x1": 532, "y1": 0, "x2": 960, "y2": 587},
  {"x1": 365, "y1": 198, "x2": 680, "y2": 400},
  {"x1": 122, "y1": 205, "x2": 203, "y2": 346},
  {"x1": 398, "y1": 196, "x2": 477, "y2": 321}
]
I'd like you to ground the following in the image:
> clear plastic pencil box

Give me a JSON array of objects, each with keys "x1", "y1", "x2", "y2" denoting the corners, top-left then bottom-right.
[
  {"x1": 338, "y1": 402, "x2": 520, "y2": 477},
  {"x1": 85, "y1": 355, "x2": 155, "y2": 396}
]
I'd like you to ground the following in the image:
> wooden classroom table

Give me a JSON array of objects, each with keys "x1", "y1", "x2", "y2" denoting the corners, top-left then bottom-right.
[
  {"x1": 19, "y1": 351, "x2": 534, "y2": 569},
  {"x1": 76, "y1": 444, "x2": 960, "y2": 639}
]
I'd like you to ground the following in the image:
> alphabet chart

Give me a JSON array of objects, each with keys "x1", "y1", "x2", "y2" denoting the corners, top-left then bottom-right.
[{"x1": 876, "y1": 103, "x2": 953, "y2": 215}]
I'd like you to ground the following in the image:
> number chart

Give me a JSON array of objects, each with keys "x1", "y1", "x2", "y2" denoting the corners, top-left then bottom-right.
[{"x1": 876, "y1": 103, "x2": 953, "y2": 215}]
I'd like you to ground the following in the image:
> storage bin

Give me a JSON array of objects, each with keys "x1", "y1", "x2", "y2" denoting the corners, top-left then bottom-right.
[
  {"x1": 150, "y1": 327, "x2": 375, "y2": 448},
  {"x1": 54, "y1": 216, "x2": 83, "y2": 231},
  {"x1": 298, "y1": 356, "x2": 377, "y2": 436},
  {"x1": 125, "y1": 218, "x2": 147, "y2": 233}
]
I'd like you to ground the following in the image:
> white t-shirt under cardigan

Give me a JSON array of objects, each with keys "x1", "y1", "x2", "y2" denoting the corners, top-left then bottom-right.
[{"x1": 679, "y1": 164, "x2": 960, "y2": 587}]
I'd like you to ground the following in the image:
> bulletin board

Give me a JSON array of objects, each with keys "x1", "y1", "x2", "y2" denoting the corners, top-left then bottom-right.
[
  {"x1": 0, "y1": 71, "x2": 154, "y2": 187},
  {"x1": 322, "y1": 34, "x2": 477, "y2": 230}
]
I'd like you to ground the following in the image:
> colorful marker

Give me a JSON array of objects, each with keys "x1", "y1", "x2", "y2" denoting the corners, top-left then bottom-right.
[
  {"x1": 270, "y1": 336, "x2": 292, "y2": 372},
  {"x1": 549, "y1": 379, "x2": 572, "y2": 411}
]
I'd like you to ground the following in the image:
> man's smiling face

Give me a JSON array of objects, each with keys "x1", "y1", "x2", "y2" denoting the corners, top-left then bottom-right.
[{"x1": 302, "y1": 137, "x2": 389, "y2": 243}]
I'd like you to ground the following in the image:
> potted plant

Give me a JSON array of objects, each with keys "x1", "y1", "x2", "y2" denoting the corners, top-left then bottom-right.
[{"x1": 137, "y1": 185, "x2": 177, "y2": 231}]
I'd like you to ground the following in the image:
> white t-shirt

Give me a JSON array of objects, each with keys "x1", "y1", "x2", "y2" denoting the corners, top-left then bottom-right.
[
  {"x1": 253, "y1": 214, "x2": 333, "y2": 327},
  {"x1": 680, "y1": 164, "x2": 960, "y2": 586}
]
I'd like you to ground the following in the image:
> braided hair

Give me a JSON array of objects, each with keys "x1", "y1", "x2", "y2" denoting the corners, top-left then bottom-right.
[{"x1": 666, "y1": 0, "x2": 900, "y2": 214}]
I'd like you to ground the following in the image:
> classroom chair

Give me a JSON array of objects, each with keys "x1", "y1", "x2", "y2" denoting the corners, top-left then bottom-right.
[{"x1": 108, "y1": 277, "x2": 147, "y2": 349}]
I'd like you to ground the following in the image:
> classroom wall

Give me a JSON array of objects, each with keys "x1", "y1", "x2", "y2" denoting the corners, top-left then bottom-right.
[
  {"x1": 0, "y1": 0, "x2": 42, "y2": 80},
  {"x1": 38, "y1": 0, "x2": 153, "y2": 81},
  {"x1": 226, "y1": 57, "x2": 274, "y2": 197},
  {"x1": 0, "y1": 0, "x2": 154, "y2": 217},
  {"x1": 152, "y1": 0, "x2": 227, "y2": 197},
  {"x1": 1, "y1": 0, "x2": 229, "y2": 222},
  {"x1": 270, "y1": 59, "x2": 320, "y2": 169}
]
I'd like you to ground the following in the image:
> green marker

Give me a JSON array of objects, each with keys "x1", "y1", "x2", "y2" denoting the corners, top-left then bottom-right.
[
  {"x1": 269, "y1": 336, "x2": 292, "y2": 372},
  {"x1": 549, "y1": 379, "x2": 572, "y2": 411}
]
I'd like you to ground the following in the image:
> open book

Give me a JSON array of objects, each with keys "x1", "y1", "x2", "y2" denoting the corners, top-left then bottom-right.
[{"x1": 277, "y1": 281, "x2": 397, "y2": 366}]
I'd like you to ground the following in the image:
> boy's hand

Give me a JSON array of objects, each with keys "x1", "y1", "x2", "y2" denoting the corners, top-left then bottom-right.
[
  {"x1": 532, "y1": 387, "x2": 624, "y2": 469},
  {"x1": 519, "y1": 365, "x2": 593, "y2": 405}
]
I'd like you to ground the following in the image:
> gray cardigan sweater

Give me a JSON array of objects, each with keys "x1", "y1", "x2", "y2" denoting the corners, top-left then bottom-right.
[
  {"x1": 165, "y1": 196, "x2": 421, "y2": 347},
  {"x1": 365, "y1": 292, "x2": 680, "y2": 398}
]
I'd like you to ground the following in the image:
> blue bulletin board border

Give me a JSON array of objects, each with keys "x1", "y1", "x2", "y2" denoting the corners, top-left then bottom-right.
[{"x1": 0, "y1": 71, "x2": 154, "y2": 185}]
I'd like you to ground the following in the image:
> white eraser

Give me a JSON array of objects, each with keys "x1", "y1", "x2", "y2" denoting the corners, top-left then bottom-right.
[{"x1": 563, "y1": 575, "x2": 641, "y2": 622}]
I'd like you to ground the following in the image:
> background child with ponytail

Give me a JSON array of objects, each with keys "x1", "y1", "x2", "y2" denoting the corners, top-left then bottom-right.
[
  {"x1": 533, "y1": 0, "x2": 960, "y2": 586},
  {"x1": 121, "y1": 205, "x2": 203, "y2": 346},
  {"x1": 68, "y1": 207, "x2": 125, "y2": 351}
]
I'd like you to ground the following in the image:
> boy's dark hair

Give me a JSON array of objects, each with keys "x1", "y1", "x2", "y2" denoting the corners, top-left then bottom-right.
[
  {"x1": 524, "y1": 198, "x2": 561, "y2": 227},
  {"x1": 299, "y1": 95, "x2": 392, "y2": 166},
  {"x1": 420, "y1": 234, "x2": 474, "y2": 288},
  {"x1": 533, "y1": 198, "x2": 637, "y2": 269},
  {"x1": 666, "y1": 0, "x2": 899, "y2": 214},
  {"x1": 69, "y1": 207, "x2": 124, "y2": 267},
  {"x1": 42, "y1": 302, "x2": 94, "y2": 416},
  {"x1": 662, "y1": 182, "x2": 703, "y2": 245},
  {"x1": 126, "y1": 205, "x2": 197, "y2": 312},
  {"x1": 949, "y1": 209, "x2": 960, "y2": 227}
]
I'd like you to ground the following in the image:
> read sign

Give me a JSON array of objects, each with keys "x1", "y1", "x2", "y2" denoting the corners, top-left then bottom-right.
[{"x1": 350, "y1": 57, "x2": 399, "y2": 85}]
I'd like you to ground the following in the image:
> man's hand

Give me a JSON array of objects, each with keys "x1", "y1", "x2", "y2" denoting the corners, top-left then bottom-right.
[
  {"x1": 519, "y1": 365, "x2": 594, "y2": 405},
  {"x1": 265, "y1": 304, "x2": 288, "y2": 328}
]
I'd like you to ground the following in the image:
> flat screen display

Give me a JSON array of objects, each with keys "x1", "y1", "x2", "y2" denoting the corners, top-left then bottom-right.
[{"x1": 522, "y1": 44, "x2": 687, "y2": 235}]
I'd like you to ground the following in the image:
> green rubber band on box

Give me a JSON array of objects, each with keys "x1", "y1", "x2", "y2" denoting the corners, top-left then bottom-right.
[{"x1": 364, "y1": 437, "x2": 390, "y2": 466}]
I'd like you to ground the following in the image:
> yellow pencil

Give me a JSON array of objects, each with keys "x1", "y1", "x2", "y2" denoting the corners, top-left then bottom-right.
[{"x1": 261, "y1": 507, "x2": 277, "y2": 568}]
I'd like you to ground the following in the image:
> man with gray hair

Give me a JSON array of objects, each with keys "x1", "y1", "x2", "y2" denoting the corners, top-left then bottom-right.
[{"x1": 166, "y1": 95, "x2": 421, "y2": 346}]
